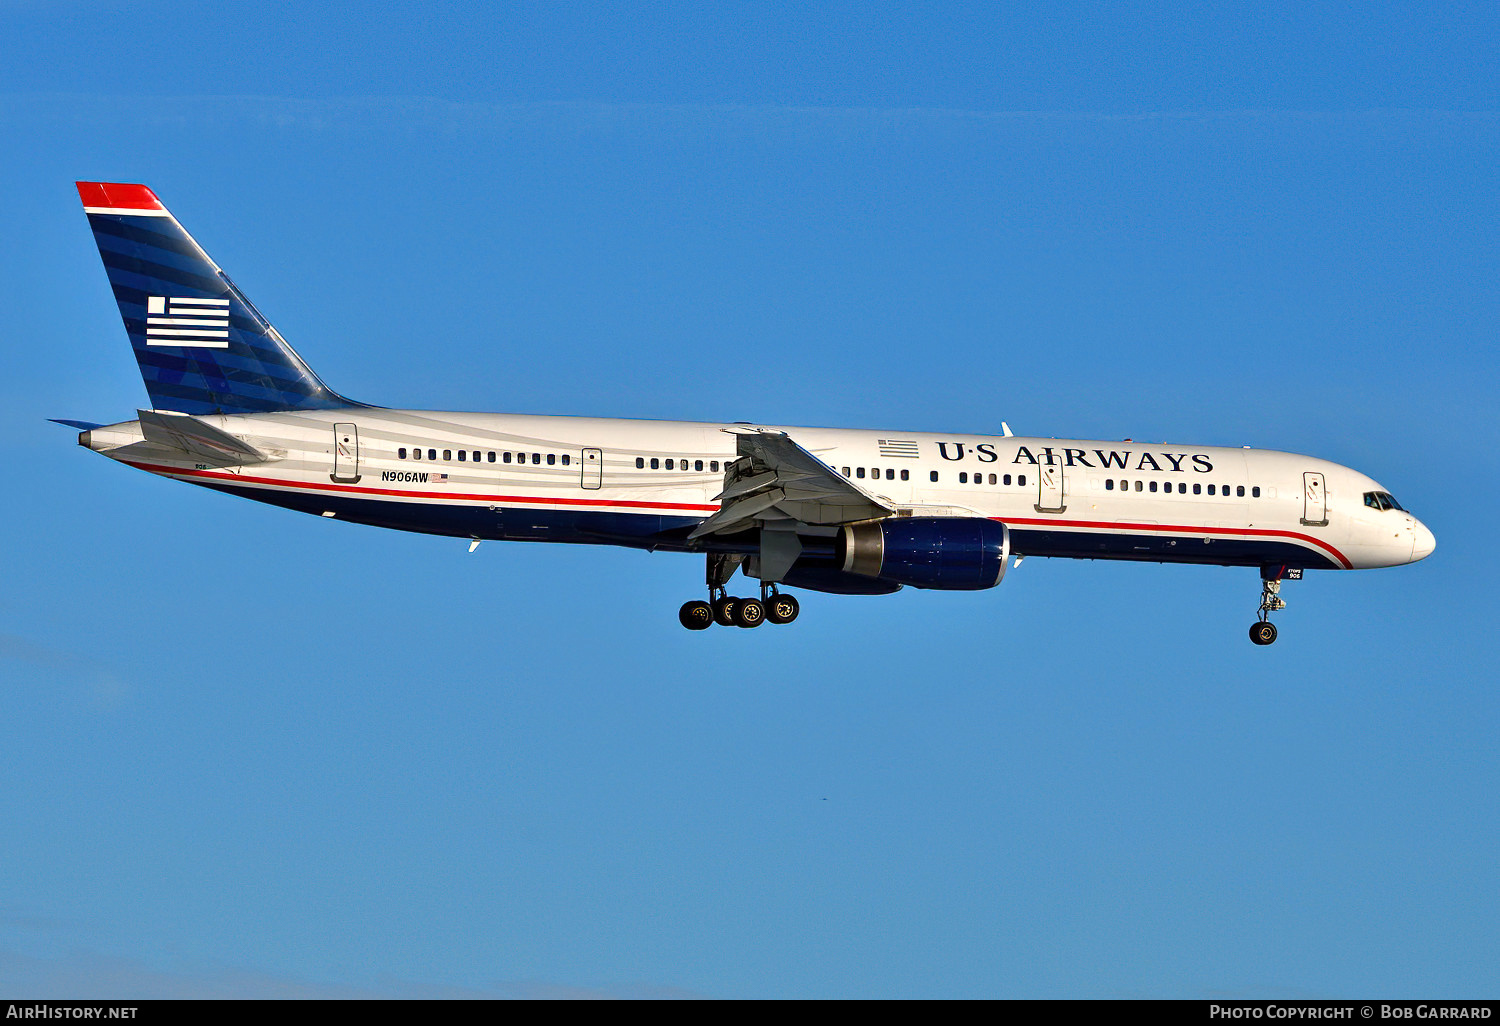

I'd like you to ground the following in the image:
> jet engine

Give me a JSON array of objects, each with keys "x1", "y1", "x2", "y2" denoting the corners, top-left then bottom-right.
[{"x1": 837, "y1": 517, "x2": 1010, "y2": 590}]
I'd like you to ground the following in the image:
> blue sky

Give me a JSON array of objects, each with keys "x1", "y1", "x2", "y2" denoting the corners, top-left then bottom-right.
[{"x1": 3, "y1": 1, "x2": 1497, "y2": 999}]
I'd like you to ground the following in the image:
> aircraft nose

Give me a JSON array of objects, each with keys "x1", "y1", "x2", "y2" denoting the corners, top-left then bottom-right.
[{"x1": 1412, "y1": 520, "x2": 1436, "y2": 562}]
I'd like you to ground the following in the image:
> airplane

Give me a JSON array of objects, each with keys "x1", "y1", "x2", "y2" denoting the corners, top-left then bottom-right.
[{"x1": 63, "y1": 181, "x2": 1435, "y2": 644}]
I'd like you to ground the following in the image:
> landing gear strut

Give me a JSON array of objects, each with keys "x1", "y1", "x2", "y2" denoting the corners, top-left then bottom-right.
[
  {"x1": 678, "y1": 555, "x2": 800, "y2": 630},
  {"x1": 1250, "y1": 566, "x2": 1297, "y2": 645}
]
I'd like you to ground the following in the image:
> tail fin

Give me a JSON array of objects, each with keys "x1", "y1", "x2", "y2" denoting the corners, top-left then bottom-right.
[{"x1": 77, "y1": 182, "x2": 363, "y2": 416}]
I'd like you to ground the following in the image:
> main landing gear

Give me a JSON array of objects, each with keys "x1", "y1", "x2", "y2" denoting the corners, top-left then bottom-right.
[
  {"x1": 1250, "y1": 565, "x2": 1299, "y2": 645},
  {"x1": 679, "y1": 586, "x2": 800, "y2": 630},
  {"x1": 679, "y1": 554, "x2": 800, "y2": 630}
]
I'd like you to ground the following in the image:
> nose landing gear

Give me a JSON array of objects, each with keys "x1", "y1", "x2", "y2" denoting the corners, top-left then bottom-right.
[{"x1": 1251, "y1": 566, "x2": 1299, "y2": 645}]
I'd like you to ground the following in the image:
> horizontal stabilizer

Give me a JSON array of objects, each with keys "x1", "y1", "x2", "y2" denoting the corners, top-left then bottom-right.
[
  {"x1": 49, "y1": 418, "x2": 104, "y2": 431},
  {"x1": 137, "y1": 409, "x2": 266, "y2": 466}
]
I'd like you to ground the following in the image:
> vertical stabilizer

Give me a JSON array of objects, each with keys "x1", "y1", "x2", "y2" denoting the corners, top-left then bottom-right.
[{"x1": 77, "y1": 182, "x2": 362, "y2": 415}]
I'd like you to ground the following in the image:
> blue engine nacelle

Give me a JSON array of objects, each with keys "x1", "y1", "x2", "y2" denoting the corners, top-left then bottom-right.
[{"x1": 838, "y1": 517, "x2": 1010, "y2": 590}]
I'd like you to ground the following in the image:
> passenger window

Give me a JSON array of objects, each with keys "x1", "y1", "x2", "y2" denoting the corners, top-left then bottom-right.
[
  {"x1": 871, "y1": 468, "x2": 878, "y2": 479},
  {"x1": 987, "y1": 474, "x2": 996, "y2": 485},
  {"x1": 1179, "y1": 483, "x2": 1186, "y2": 494},
  {"x1": 650, "y1": 458, "x2": 660, "y2": 470},
  {"x1": 488, "y1": 452, "x2": 496, "y2": 463},
  {"x1": 503, "y1": 452, "x2": 512, "y2": 463},
  {"x1": 901, "y1": 469, "x2": 909, "y2": 481},
  {"x1": 1105, "y1": 479, "x2": 1114, "y2": 490},
  {"x1": 1237, "y1": 485, "x2": 1245, "y2": 497},
  {"x1": 1207, "y1": 484, "x2": 1215, "y2": 495},
  {"x1": 1252, "y1": 486, "x2": 1261, "y2": 498},
  {"x1": 1149, "y1": 481, "x2": 1157, "y2": 493},
  {"x1": 1135, "y1": 480, "x2": 1143, "y2": 492},
  {"x1": 562, "y1": 454, "x2": 570, "y2": 466},
  {"x1": 636, "y1": 457, "x2": 645, "y2": 469},
  {"x1": 886, "y1": 469, "x2": 895, "y2": 480},
  {"x1": 428, "y1": 449, "x2": 436, "y2": 461},
  {"x1": 398, "y1": 447, "x2": 407, "y2": 459},
  {"x1": 1018, "y1": 474, "x2": 1026, "y2": 487},
  {"x1": 547, "y1": 454, "x2": 556, "y2": 466},
  {"x1": 443, "y1": 449, "x2": 452, "y2": 461},
  {"x1": 930, "y1": 471, "x2": 939, "y2": 482},
  {"x1": 1004, "y1": 474, "x2": 1012, "y2": 486},
  {"x1": 695, "y1": 460, "x2": 703, "y2": 471},
  {"x1": 843, "y1": 467, "x2": 851, "y2": 477},
  {"x1": 412, "y1": 449, "x2": 421, "y2": 461},
  {"x1": 457, "y1": 450, "x2": 466, "y2": 461},
  {"x1": 857, "y1": 467, "x2": 865, "y2": 479},
  {"x1": 532, "y1": 453, "x2": 540, "y2": 465},
  {"x1": 710, "y1": 461, "x2": 720, "y2": 472},
  {"x1": 1193, "y1": 483, "x2": 1202, "y2": 495},
  {"x1": 959, "y1": 472, "x2": 968, "y2": 483}
]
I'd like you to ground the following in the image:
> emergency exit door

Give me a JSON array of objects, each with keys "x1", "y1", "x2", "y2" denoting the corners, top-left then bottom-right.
[{"x1": 1035, "y1": 461, "x2": 1066, "y2": 513}]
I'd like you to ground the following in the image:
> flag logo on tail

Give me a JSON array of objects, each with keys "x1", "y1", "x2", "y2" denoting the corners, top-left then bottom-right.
[{"x1": 145, "y1": 296, "x2": 231, "y2": 348}]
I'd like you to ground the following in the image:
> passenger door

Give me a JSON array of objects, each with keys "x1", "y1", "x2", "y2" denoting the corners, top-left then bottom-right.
[
  {"x1": 332, "y1": 423, "x2": 360, "y2": 483},
  {"x1": 581, "y1": 447, "x2": 603, "y2": 490},
  {"x1": 1301, "y1": 471, "x2": 1327, "y2": 526}
]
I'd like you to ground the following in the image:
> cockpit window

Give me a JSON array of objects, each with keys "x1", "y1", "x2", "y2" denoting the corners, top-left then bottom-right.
[{"x1": 1363, "y1": 491, "x2": 1405, "y2": 512}]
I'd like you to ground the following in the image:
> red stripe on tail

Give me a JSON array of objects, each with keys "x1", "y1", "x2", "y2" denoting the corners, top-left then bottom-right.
[{"x1": 76, "y1": 182, "x2": 164, "y2": 211}]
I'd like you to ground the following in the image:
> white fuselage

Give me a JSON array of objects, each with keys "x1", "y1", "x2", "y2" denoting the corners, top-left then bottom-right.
[{"x1": 82, "y1": 409, "x2": 1434, "y2": 573}]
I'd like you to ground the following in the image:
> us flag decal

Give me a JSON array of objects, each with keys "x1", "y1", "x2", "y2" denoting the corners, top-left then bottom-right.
[
  {"x1": 877, "y1": 439, "x2": 920, "y2": 458},
  {"x1": 145, "y1": 296, "x2": 231, "y2": 347}
]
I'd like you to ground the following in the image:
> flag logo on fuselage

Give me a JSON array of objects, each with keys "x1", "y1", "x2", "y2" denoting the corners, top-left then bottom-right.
[
  {"x1": 144, "y1": 296, "x2": 231, "y2": 348},
  {"x1": 877, "y1": 439, "x2": 920, "y2": 458}
]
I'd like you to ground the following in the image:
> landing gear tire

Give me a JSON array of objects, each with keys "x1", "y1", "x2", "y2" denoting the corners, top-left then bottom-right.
[
  {"x1": 766, "y1": 593, "x2": 800, "y2": 625},
  {"x1": 1250, "y1": 621, "x2": 1278, "y2": 646},
  {"x1": 712, "y1": 597, "x2": 739, "y2": 626},
  {"x1": 679, "y1": 600, "x2": 713, "y2": 630},
  {"x1": 735, "y1": 598, "x2": 766, "y2": 628}
]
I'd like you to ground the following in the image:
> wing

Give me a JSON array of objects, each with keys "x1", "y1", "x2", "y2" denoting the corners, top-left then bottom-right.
[{"x1": 688, "y1": 427, "x2": 894, "y2": 541}]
